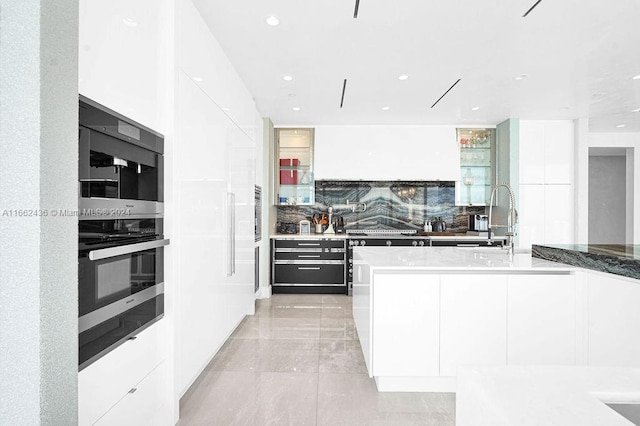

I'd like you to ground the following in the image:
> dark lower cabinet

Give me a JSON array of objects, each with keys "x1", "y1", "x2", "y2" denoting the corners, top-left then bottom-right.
[{"x1": 271, "y1": 238, "x2": 347, "y2": 294}]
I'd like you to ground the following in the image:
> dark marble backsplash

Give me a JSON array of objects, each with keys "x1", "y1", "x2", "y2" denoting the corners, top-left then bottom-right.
[{"x1": 276, "y1": 180, "x2": 485, "y2": 233}]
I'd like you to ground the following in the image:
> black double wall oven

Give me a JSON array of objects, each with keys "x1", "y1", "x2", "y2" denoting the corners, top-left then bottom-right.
[{"x1": 78, "y1": 96, "x2": 168, "y2": 370}]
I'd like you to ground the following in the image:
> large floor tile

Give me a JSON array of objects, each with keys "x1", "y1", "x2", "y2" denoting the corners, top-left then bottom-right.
[
  {"x1": 179, "y1": 371, "x2": 318, "y2": 426},
  {"x1": 316, "y1": 373, "x2": 456, "y2": 426},
  {"x1": 321, "y1": 294, "x2": 352, "y2": 305},
  {"x1": 230, "y1": 316, "x2": 321, "y2": 340},
  {"x1": 209, "y1": 338, "x2": 320, "y2": 373},
  {"x1": 319, "y1": 340, "x2": 367, "y2": 373},
  {"x1": 320, "y1": 317, "x2": 358, "y2": 341}
]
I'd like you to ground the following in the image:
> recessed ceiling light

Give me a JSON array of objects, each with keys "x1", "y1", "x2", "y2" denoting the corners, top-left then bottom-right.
[
  {"x1": 471, "y1": 106, "x2": 480, "y2": 111},
  {"x1": 381, "y1": 106, "x2": 390, "y2": 111},
  {"x1": 632, "y1": 74, "x2": 640, "y2": 80},
  {"x1": 193, "y1": 76, "x2": 203, "y2": 82},
  {"x1": 632, "y1": 108, "x2": 640, "y2": 113},
  {"x1": 514, "y1": 74, "x2": 528, "y2": 80},
  {"x1": 616, "y1": 124, "x2": 626, "y2": 128},
  {"x1": 592, "y1": 92, "x2": 606, "y2": 97},
  {"x1": 288, "y1": 93, "x2": 296, "y2": 98},
  {"x1": 122, "y1": 18, "x2": 138, "y2": 27},
  {"x1": 292, "y1": 107, "x2": 300, "y2": 111},
  {"x1": 560, "y1": 106, "x2": 570, "y2": 110},
  {"x1": 398, "y1": 74, "x2": 409, "y2": 81},
  {"x1": 265, "y1": 15, "x2": 280, "y2": 26},
  {"x1": 283, "y1": 75, "x2": 293, "y2": 81}
]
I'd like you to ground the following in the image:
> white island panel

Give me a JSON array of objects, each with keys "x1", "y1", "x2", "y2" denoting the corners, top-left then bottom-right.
[
  {"x1": 507, "y1": 274, "x2": 577, "y2": 365},
  {"x1": 372, "y1": 274, "x2": 439, "y2": 377},
  {"x1": 440, "y1": 274, "x2": 508, "y2": 377}
]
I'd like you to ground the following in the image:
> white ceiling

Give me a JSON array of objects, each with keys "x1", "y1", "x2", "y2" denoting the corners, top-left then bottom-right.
[{"x1": 192, "y1": 0, "x2": 640, "y2": 132}]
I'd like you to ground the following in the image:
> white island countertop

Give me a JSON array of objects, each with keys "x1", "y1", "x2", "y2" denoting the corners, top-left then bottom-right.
[
  {"x1": 353, "y1": 246, "x2": 575, "y2": 273},
  {"x1": 457, "y1": 365, "x2": 640, "y2": 426}
]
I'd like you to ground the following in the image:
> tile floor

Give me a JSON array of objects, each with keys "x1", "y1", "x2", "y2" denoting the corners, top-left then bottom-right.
[{"x1": 178, "y1": 294, "x2": 456, "y2": 425}]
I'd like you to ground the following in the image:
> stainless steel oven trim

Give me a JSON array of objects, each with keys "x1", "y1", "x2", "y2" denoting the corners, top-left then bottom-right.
[
  {"x1": 88, "y1": 238, "x2": 170, "y2": 261},
  {"x1": 79, "y1": 198, "x2": 164, "y2": 219},
  {"x1": 79, "y1": 313, "x2": 163, "y2": 371},
  {"x1": 272, "y1": 283, "x2": 346, "y2": 287},
  {"x1": 78, "y1": 282, "x2": 164, "y2": 333},
  {"x1": 274, "y1": 260, "x2": 344, "y2": 265}
]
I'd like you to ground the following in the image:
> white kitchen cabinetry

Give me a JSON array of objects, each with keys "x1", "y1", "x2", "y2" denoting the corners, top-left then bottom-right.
[
  {"x1": 519, "y1": 184, "x2": 574, "y2": 248},
  {"x1": 314, "y1": 126, "x2": 459, "y2": 180},
  {"x1": 372, "y1": 274, "x2": 440, "y2": 377},
  {"x1": 94, "y1": 363, "x2": 166, "y2": 426},
  {"x1": 588, "y1": 271, "x2": 640, "y2": 367},
  {"x1": 507, "y1": 274, "x2": 577, "y2": 365},
  {"x1": 439, "y1": 275, "x2": 508, "y2": 376},
  {"x1": 175, "y1": 0, "x2": 256, "y2": 399},
  {"x1": 519, "y1": 120, "x2": 574, "y2": 185},
  {"x1": 79, "y1": 321, "x2": 166, "y2": 426},
  {"x1": 177, "y1": 0, "x2": 255, "y2": 139}
]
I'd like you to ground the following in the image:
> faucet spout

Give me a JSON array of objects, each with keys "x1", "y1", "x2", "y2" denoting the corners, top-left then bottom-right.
[{"x1": 488, "y1": 183, "x2": 518, "y2": 253}]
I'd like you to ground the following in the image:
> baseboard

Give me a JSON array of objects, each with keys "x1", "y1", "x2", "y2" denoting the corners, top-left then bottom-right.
[{"x1": 256, "y1": 285, "x2": 272, "y2": 299}]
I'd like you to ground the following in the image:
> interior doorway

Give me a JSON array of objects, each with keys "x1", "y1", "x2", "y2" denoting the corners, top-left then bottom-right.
[{"x1": 588, "y1": 148, "x2": 629, "y2": 244}]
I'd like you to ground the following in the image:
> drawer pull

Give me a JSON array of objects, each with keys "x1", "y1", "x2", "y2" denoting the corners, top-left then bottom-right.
[
  {"x1": 298, "y1": 243, "x2": 320, "y2": 246},
  {"x1": 127, "y1": 336, "x2": 137, "y2": 341},
  {"x1": 297, "y1": 267, "x2": 321, "y2": 270},
  {"x1": 128, "y1": 388, "x2": 137, "y2": 394},
  {"x1": 298, "y1": 255, "x2": 321, "y2": 258}
]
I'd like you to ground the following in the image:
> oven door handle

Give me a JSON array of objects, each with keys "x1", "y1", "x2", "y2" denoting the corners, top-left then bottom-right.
[{"x1": 88, "y1": 238, "x2": 170, "y2": 261}]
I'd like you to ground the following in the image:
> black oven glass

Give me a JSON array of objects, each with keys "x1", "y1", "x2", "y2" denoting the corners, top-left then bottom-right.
[
  {"x1": 79, "y1": 128, "x2": 160, "y2": 201},
  {"x1": 79, "y1": 219, "x2": 163, "y2": 317},
  {"x1": 79, "y1": 294, "x2": 164, "y2": 369}
]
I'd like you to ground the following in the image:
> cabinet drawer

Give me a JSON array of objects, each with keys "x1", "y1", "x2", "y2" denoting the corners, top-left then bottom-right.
[
  {"x1": 274, "y1": 264, "x2": 345, "y2": 285},
  {"x1": 79, "y1": 320, "x2": 164, "y2": 426},
  {"x1": 275, "y1": 251, "x2": 345, "y2": 261},
  {"x1": 94, "y1": 362, "x2": 166, "y2": 426},
  {"x1": 274, "y1": 239, "x2": 345, "y2": 249}
]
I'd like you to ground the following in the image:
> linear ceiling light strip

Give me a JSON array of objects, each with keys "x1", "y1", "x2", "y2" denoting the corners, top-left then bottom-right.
[
  {"x1": 353, "y1": 0, "x2": 360, "y2": 18},
  {"x1": 340, "y1": 79, "x2": 348, "y2": 108},
  {"x1": 430, "y1": 78, "x2": 461, "y2": 109},
  {"x1": 522, "y1": 0, "x2": 542, "y2": 17}
]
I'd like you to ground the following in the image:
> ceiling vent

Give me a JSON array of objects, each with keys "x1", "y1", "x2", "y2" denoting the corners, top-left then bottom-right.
[
  {"x1": 340, "y1": 79, "x2": 348, "y2": 108},
  {"x1": 430, "y1": 79, "x2": 461, "y2": 108},
  {"x1": 523, "y1": 0, "x2": 542, "y2": 17}
]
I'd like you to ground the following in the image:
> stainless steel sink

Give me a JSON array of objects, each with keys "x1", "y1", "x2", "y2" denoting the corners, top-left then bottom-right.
[{"x1": 606, "y1": 403, "x2": 640, "y2": 425}]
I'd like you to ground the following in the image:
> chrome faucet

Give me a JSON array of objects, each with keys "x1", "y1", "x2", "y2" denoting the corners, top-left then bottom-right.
[{"x1": 488, "y1": 183, "x2": 518, "y2": 254}]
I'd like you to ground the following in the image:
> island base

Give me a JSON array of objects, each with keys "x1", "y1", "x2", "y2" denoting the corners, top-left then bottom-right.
[{"x1": 374, "y1": 376, "x2": 456, "y2": 392}]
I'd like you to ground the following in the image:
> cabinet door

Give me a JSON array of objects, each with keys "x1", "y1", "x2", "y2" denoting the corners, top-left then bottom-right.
[
  {"x1": 519, "y1": 121, "x2": 545, "y2": 184},
  {"x1": 543, "y1": 121, "x2": 574, "y2": 185},
  {"x1": 439, "y1": 275, "x2": 507, "y2": 376},
  {"x1": 314, "y1": 126, "x2": 458, "y2": 181},
  {"x1": 508, "y1": 274, "x2": 576, "y2": 365},
  {"x1": 94, "y1": 363, "x2": 166, "y2": 426},
  {"x1": 544, "y1": 184, "x2": 574, "y2": 244},
  {"x1": 518, "y1": 184, "x2": 545, "y2": 249},
  {"x1": 588, "y1": 272, "x2": 640, "y2": 367},
  {"x1": 372, "y1": 274, "x2": 440, "y2": 377}
]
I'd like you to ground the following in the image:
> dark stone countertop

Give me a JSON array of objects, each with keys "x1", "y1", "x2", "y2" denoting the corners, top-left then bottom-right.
[{"x1": 532, "y1": 244, "x2": 640, "y2": 280}]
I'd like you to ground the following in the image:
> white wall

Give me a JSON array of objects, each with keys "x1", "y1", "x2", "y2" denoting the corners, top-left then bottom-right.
[
  {"x1": 0, "y1": 1, "x2": 79, "y2": 424},
  {"x1": 578, "y1": 132, "x2": 640, "y2": 244},
  {"x1": 589, "y1": 155, "x2": 627, "y2": 244}
]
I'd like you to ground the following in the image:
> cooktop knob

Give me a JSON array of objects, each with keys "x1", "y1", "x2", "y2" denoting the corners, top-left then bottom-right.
[
  {"x1": 412, "y1": 240, "x2": 418, "y2": 246},
  {"x1": 418, "y1": 240, "x2": 425, "y2": 246},
  {"x1": 360, "y1": 240, "x2": 366, "y2": 246},
  {"x1": 386, "y1": 240, "x2": 392, "y2": 246},
  {"x1": 353, "y1": 240, "x2": 359, "y2": 246}
]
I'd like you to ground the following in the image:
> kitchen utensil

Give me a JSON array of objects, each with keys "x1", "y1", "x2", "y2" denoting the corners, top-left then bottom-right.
[
  {"x1": 432, "y1": 217, "x2": 447, "y2": 232},
  {"x1": 299, "y1": 220, "x2": 310, "y2": 235}
]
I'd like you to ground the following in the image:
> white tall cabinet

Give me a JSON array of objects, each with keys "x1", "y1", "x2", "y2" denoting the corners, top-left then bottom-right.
[
  {"x1": 518, "y1": 120, "x2": 575, "y2": 248},
  {"x1": 175, "y1": 0, "x2": 256, "y2": 400}
]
